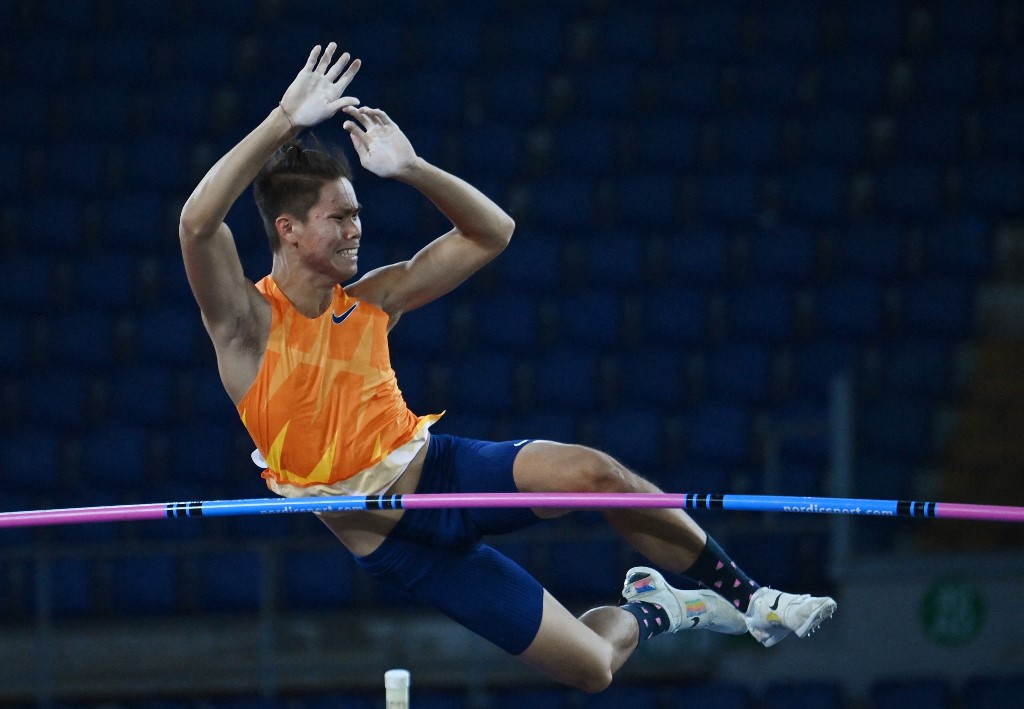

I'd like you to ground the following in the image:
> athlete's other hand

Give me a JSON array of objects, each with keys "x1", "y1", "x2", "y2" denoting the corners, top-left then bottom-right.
[
  {"x1": 342, "y1": 106, "x2": 419, "y2": 179},
  {"x1": 279, "y1": 43, "x2": 360, "y2": 129}
]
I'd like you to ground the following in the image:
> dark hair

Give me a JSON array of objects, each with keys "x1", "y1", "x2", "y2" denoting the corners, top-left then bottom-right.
[{"x1": 252, "y1": 135, "x2": 353, "y2": 251}]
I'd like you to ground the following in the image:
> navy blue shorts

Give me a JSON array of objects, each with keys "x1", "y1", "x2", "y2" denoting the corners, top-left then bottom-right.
[{"x1": 353, "y1": 434, "x2": 545, "y2": 655}]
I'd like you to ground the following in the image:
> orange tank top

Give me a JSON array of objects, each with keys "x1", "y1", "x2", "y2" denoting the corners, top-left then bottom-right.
[{"x1": 237, "y1": 276, "x2": 440, "y2": 490}]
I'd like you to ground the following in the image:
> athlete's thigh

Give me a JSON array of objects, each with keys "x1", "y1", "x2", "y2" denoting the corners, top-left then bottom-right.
[{"x1": 512, "y1": 440, "x2": 602, "y2": 517}]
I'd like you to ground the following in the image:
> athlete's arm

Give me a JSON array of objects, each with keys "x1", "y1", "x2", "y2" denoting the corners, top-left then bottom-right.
[
  {"x1": 178, "y1": 44, "x2": 360, "y2": 398},
  {"x1": 342, "y1": 107, "x2": 514, "y2": 317}
]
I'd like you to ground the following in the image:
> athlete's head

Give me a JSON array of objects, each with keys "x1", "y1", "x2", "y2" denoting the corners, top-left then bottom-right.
[{"x1": 253, "y1": 137, "x2": 354, "y2": 252}]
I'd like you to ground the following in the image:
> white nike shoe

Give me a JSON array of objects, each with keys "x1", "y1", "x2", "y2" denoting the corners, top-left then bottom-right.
[
  {"x1": 745, "y1": 586, "x2": 837, "y2": 647},
  {"x1": 622, "y1": 566, "x2": 748, "y2": 635}
]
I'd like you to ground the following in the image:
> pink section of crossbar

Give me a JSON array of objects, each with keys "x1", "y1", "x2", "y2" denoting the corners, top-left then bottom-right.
[
  {"x1": 936, "y1": 502, "x2": 1024, "y2": 523},
  {"x1": 403, "y1": 492, "x2": 688, "y2": 509},
  {"x1": 0, "y1": 503, "x2": 168, "y2": 528}
]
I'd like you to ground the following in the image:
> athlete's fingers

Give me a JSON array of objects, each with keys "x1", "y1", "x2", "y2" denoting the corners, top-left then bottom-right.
[
  {"x1": 303, "y1": 45, "x2": 321, "y2": 72},
  {"x1": 325, "y1": 51, "x2": 351, "y2": 81},
  {"x1": 342, "y1": 105, "x2": 375, "y2": 131},
  {"x1": 314, "y1": 42, "x2": 337, "y2": 73}
]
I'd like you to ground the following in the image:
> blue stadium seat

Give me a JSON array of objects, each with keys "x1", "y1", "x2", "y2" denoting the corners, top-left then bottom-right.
[
  {"x1": 637, "y1": 116, "x2": 699, "y2": 169},
  {"x1": 482, "y1": 12, "x2": 565, "y2": 68},
  {"x1": 618, "y1": 346, "x2": 684, "y2": 406},
  {"x1": 872, "y1": 162, "x2": 943, "y2": 218},
  {"x1": 556, "y1": 290, "x2": 622, "y2": 347},
  {"x1": 963, "y1": 675, "x2": 1024, "y2": 708},
  {"x1": 611, "y1": 172, "x2": 679, "y2": 229},
  {"x1": 280, "y1": 547, "x2": 357, "y2": 609},
  {"x1": 960, "y1": 159, "x2": 1024, "y2": 214},
  {"x1": 665, "y1": 682, "x2": 751, "y2": 709},
  {"x1": 579, "y1": 683, "x2": 659, "y2": 709},
  {"x1": 390, "y1": 355, "x2": 429, "y2": 412},
  {"x1": 816, "y1": 55, "x2": 887, "y2": 108},
  {"x1": 77, "y1": 252, "x2": 138, "y2": 310},
  {"x1": 0, "y1": 428, "x2": 61, "y2": 492},
  {"x1": 494, "y1": 230, "x2": 563, "y2": 291},
  {"x1": 169, "y1": 29, "x2": 236, "y2": 81},
  {"x1": 528, "y1": 176, "x2": 596, "y2": 231},
  {"x1": 4, "y1": 34, "x2": 72, "y2": 87},
  {"x1": 778, "y1": 165, "x2": 847, "y2": 222},
  {"x1": 491, "y1": 686, "x2": 571, "y2": 709},
  {"x1": 923, "y1": 215, "x2": 990, "y2": 277},
  {"x1": 0, "y1": 87, "x2": 48, "y2": 139},
  {"x1": 105, "y1": 194, "x2": 167, "y2": 251},
  {"x1": 934, "y1": 0, "x2": 1000, "y2": 47},
  {"x1": 0, "y1": 140, "x2": 23, "y2": 195},
  {"x1": 81, "y1": 423, "x2": 149, "y2": 491},
  {"x1": 108, "y1": 365, "x2": 173, "y2": 426},
  {"x1": 447, "y1": 352, "x2": 516, "y2": 413},
  {"x1": 735, "y1": 57, "x2": 804, "y2": 110},
  {"x1": 48, "y1": 309, "x2": 114, "y2": 370},
  {"x1": 982, "y1": 101, "x2": 1024, "y2": 154},
  {"x1": 405, "y1": 689, "x2": 467, "y2": 709},
  {"x1": 763, "y1": 681, "x2": 844, "y2": 709},
  {"x1": 0, "y1": 313, "x2": 28, "y2": 373},
  {"x1": 133, "y1": 304, "x2": 204, "y2": 366},
  {"x1": 192, "y1": 549, "x2": 263, "y2": 612},
  {"x1": 572, "y1": 64, "x2": 637, "y2": 118},
  {"x1": 647, "y1": 286, "x2": 710, "y2": 345},
  {"x1": 580, "y1": 232, "x2": 646, "y2": 286},
  {"x1": 869, "y1": 678, "x2": 953, "y2": 709},
  {"x1": 551, "y1": 121, "x2": 616, "y2": 175},
  {"x1": 685, "y1": 403, "x2": 751, "y2": 465},
  {"x1": 47, "y1": 141, "x2": 107, "y2": 195},
  {"x1": 655, "y1": 59, "x2": 724, "y2": 114},
  {"x1": 914, "y1": 52, "x2": 979, "y2": 103},
  {"x1": 83, "y1": 33, "x2": 152, "y2": 83},
  {"x1": 800, "y1": 108, "x2": 867, "y2": 163},
  {"x1": 49, "y1": 556, "x2": 93, "y2": 618},
  {"x1": 68, "y1": 83, "x2": 132, "y2": 138},
  {"x1": 898, "y1": 104, "x2": 965, "y2": 160},
  {"x1": 473, "y1": 292, "x2": 539, "y2": 349},
  {"x1": 389, "y1": 300, "x2": 450, "y2": 355},
  {"x1": 302, "y1": 692, "x2": 375, "y2": 709},
  {"x1": 170, "y1": 422, "x2": 236, "y2": 485},
  {"x1": 882, "y1": 339, "x2": 953, "y2": 398},
  {"x1": 434, "y1": 411, "x2": 497, "y2": 441},
  {"x1": 663, "y1": 230, "x2": 731, "y2": 286},
  {"x1": 24, "y1": 371, "x2": 90, "y2": 428},
  {"x1": 705, "y1": 342, "x2": 773, "y2": 404},
  {"x1": 595, "y1": 10, "x2": 656, "y2": 61},
  {"x1": 746, "y1": 1, "x2": 821, "y2": 55},
  {"x1": 790, "y1": 340, "x2": 861, "y2": 399},
  {"x1": 815, "y1": 278, "x2": 885, "y2": 337},
  {"x1": 899, "y1": 277, "x2": 975, "y2": 337},
  {"x1": 727, "y1": 284, "x2": 795, "y2": 343},
  {"x1": 461, "y1": 124, "x2": 523, "y2": 178},
  {"x1": 542, "y1": 536, "x2": 623, "y2": 602},
  {"x1": 700, "y1": 168, "x2": 761, "y2": 224},
  {"x1": 0, "y1": 256, "x2": 52, "y2": 314},
  {"x1": 409, "y1": 18, "x2": 483, "y2": 67},
  {"x1": 718, "y1": 113, "x2": 782, "y2": 167},
  {"x1": 748, "y1": 227, "x2": 819, "y2": 284},
  {"x1": 480, "y1": 68, "x2": 548, "y2": 123},
  {"x1": 108, "y1": 554, "x2": 179, "y2": 614},
  {"x1": 535, "y1": 348, "x2": 599, "y2": 411},
  {"x1": 671, "y1": 4, "x2": 742, "y2": 58},
  {"x1": 127, "y1": 134, "x2": 190, "y2": 191},
  {"x1": 517, "y1": 411, "x2": 578, "y2": 442},
  {"x1": 833, "y1": 222, "x2": 903, "y2": 279},
  {"x1": 596, "y1": 407, "x2": 663, "y2": 470},
  {"x1": 858, "y1": 397, "x2": 933, "y2": 463}
]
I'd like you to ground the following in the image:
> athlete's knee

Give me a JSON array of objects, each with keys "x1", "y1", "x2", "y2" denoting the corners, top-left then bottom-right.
[
  {"x1": 568, "y1": 665, "x2": 614, "y2": 694},
  {"x1": 564, "y1": 446, "x2": 638, "y2": 494}
]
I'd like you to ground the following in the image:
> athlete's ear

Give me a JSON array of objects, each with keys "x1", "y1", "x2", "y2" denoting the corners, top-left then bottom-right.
[{"x1": 276, "y1": 214, "x2": 300, "y2": 247}]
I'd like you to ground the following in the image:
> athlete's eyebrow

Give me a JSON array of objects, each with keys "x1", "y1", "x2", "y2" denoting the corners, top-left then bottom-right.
[{"x1": 331, "y1": 204, "x2": 361, "y2": 218}]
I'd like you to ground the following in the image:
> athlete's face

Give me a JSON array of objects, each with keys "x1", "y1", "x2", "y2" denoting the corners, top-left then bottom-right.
[{"x1": 293, "y1": 177, "x2": 362, "y2": 281}]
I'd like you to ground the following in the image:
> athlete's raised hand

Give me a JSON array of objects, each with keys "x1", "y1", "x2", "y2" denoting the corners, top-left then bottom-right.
[
  {"x1": 342, "y1": 106, "x2": 418, "y2": 179},
  {"x1": 279, "y1": 43, "x2": 360, "y2": 129}
]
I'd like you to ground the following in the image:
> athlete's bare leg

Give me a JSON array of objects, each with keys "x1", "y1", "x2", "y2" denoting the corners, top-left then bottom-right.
[{"x1": 512, "y1": 441, "x2": 708, "y2": 573}]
